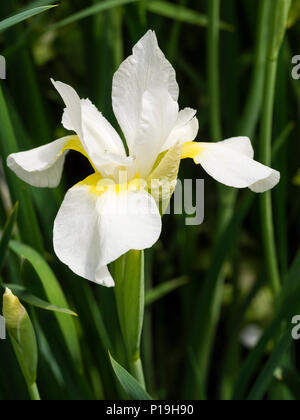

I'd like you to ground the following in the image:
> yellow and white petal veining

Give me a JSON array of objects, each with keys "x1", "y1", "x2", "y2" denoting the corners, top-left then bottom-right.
[
  {"x1": 53, "y1": 173, "x2": 162, "y2": 284},
  {"x1": 181, "y1": 141, "x2": 205, "y2": 162},
  {"x1": 148, "y1": 142, "x2": 182, "y2": 204},
  {"x1": 7, "y1": 136, "x2": 80, "y2": 188},
  {"x1": 182, "y1": 138, "x2": 280, "y2": 192},
  {"x1": 53, "y1": 176, "x2": 115, "y2": 287}
]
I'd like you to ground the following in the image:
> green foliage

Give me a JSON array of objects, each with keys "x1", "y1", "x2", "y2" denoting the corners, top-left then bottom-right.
[
  {"x1": 9, "y1": 241, "x2": 81, "y2": 369},
  {"x1": 2, "y1": 288, "x2": 39, "y2": 399},
  {"x1": 0, "y1": 5, "x2": 56, "y2": 32},
  {"x1": 109, "y1": 353, "x2": 152, "y2": 400},
  {"x1": 0, "y1": 0, "x2": 299, "y2": 401}
]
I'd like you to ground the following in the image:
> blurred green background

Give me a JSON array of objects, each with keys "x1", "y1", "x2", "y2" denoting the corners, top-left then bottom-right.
[{"x1": 0, "y1": 0, "x2": 300, "y2": 400}]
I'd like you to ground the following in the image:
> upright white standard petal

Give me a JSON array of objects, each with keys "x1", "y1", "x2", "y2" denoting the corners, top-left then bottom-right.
[
  {"x1": 51, "y1": 79, "x2": 83, "y2": 138},
  {"x1": 52, "y1": 80, "x2": 131, "y2": 177},
  {"x1": 161, "y1": 108, "x2": 199, "y2": 153},
  {"x1": 53, "y1": 175, "x2": 162, "y2": 286},
  {"x1": 7, "y1": 136, "x2": 76, "y2": 188},
  {"x1": 134, "y1": 89, "x2": 179, "y2": 176},
  {"x1": 112, "y1": 30, "x2": 180, "y2": 175},
  {"x1": 194, "y1": 138, "x2": 280, "y2": 192}
]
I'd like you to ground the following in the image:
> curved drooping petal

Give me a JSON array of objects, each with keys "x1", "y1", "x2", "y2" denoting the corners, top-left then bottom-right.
[
  {"x1": 7, "y1": 136, "x2": 82, "y2": 188},
  {"x1": 53, "y1": 174, "x2": 162, "y2": 286},
  {"x1": 112, "y1": 30, "x2": 180, "y2": 175},
  {"x1": 52, "y1": 80, "x2": 132, "y2": 177},
  {"x1": 219, "y1": 136, "x2": 255, "y2": 159},
  {"x1": 161, "y1": 108, "x2": 199, "y2": 153},
  {"x1": 181, "y1": 137, "x2": 280, "y2": 192}
]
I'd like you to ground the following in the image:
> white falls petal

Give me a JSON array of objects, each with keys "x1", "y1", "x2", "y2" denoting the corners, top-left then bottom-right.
[
  {"x1": 112, "y1": 30, "x2": 179, "y2": 171},
  {"x1": 193, "y1": 138, "x2": 280, "y2": 192},
  {"x1": 7, "y1": 136, "x2": 76, "y2": 188},
  {"x1": 53, "y1": 175, "x2": 162, "y2": 286},
  {"x1": 220, "y1": 136, "x2": 255, "y2": 159}
]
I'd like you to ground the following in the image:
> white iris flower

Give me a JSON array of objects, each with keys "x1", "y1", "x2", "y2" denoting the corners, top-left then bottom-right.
[{"x1": 7, "y1": 30, "x2": 280, "y2": 287}]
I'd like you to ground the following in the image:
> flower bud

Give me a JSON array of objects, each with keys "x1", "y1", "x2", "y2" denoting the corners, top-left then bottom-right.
[
  {"x1": 2, "y1": 288, "x2": 38, "y2": 385},
  {"x1": 3, "y1": 288, "x2": 26, "y2": 332}
]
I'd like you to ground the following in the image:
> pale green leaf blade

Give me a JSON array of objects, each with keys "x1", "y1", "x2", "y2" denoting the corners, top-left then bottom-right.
[
  {"x1": 114, "y1": 251, "x2": 144, "y2": 360},
  {"x1": 50, "y1": 0, "x2": 138, "y2": 30},
  {"x1": 146, "y1": 1, "x2": 234, "y2": 31},
  {"x1": 6, "y1": 284, "x2": 78, "y2": 317},
  {"x1": 247, "y1": 332, "x2": 292, "y2": 400},
  {"x1": 109, "y1": 353, "x2": 152, "y2": 400},
  {"x1": 0, "y1": 202, "x2": 18, "y2": 273},
  {"x1": 0, "y1": 6, "x2": 57, "y2": 33},
  {"x1": 145, "y1": 276, "x2": 189, "y2": 306},
  {"x1": 9, "y1": 240, "x2": 82, "y2": 368}
]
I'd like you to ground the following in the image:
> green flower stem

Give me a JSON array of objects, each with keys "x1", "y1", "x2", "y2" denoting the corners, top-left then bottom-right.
[
  {"x1": 191, "y1": 0, "x2": 276, "y2": 398},
  {"x1": 114, "y1": 251, "x2": 146, "y2": 390},
  {"x1": 238, "y1": 0, "x2": 271, "y2": 137},
  {"x1": 28, "y1": 382, "x2": 41, "y2": 401},
  {"x1": 220, "y1": 0, "x2": 272, "y2": 400},
  {"x1": 259, "y1": 0, "x2": 291, "y2": 297},
  {"x1": 187, "y1": 0, "x2": 224, "y2": 399},
  {"x1": 207, "y1": 0, "x2": 221, "y2": 142},
  {"x1": 129, "y1": 356, "x2": 146, "y2": 390}
]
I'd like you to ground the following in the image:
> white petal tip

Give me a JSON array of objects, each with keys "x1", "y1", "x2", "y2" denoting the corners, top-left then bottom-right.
[
  {"x1": 97, "y1": 279, "x2": 115, "y2": 288},
  {"x1": 250, "y1": 170, "x2": 280, "y2": 193}
]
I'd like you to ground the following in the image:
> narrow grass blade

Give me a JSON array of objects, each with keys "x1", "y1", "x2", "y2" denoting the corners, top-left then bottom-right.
[
  {"x1": 0, "y1": 84, "x2": 43, "y2": 252},
  {"x1": 5, "y1": 284, "x2": 78, "y2": 317},
  {"x1": 0, "y1": 202, "x2": 18, "y2": 272},
  {"x1": 233, "y1": 247, "x2": 300, "y2": 400},
  {"x1": 281, "y1": 369, "x2": 300, "y2": 400},
  {"x1": 247, "y1": 331, "x2": 292, "y2": 400},
  {"x1": 50, "y1": 0, "x2": 138, "y2": 30},
  {"x1": 109, "y1": 353, "x2": 152, "y2": 400},
  {"x1": 272, "y1": 121, "x2": 295, "y2": 158},
  {"x1": 22, "y1": 0, "x2": 56, "y2": 10},
  {"x1": 188, "y1": 193, "x2": 254, "y2": 398},
  {"x1": 9, "y1": 240, "x2": 82, "y2": 369},
  {"x1": 0, "y1": 6, "x2": 57, "y2": 32},
  {"x1": 238, "y1": 0, "x2": 271, "y2": 137},
  {"x1": 146, "y1": 0, "x2": 234, "y2": 31},
  {"x1": 145, "y1": 276, "x2": 189, "y2": 306},
  {"x1": 259, "y1": 0, "x2": 291, "y2": 298}
]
